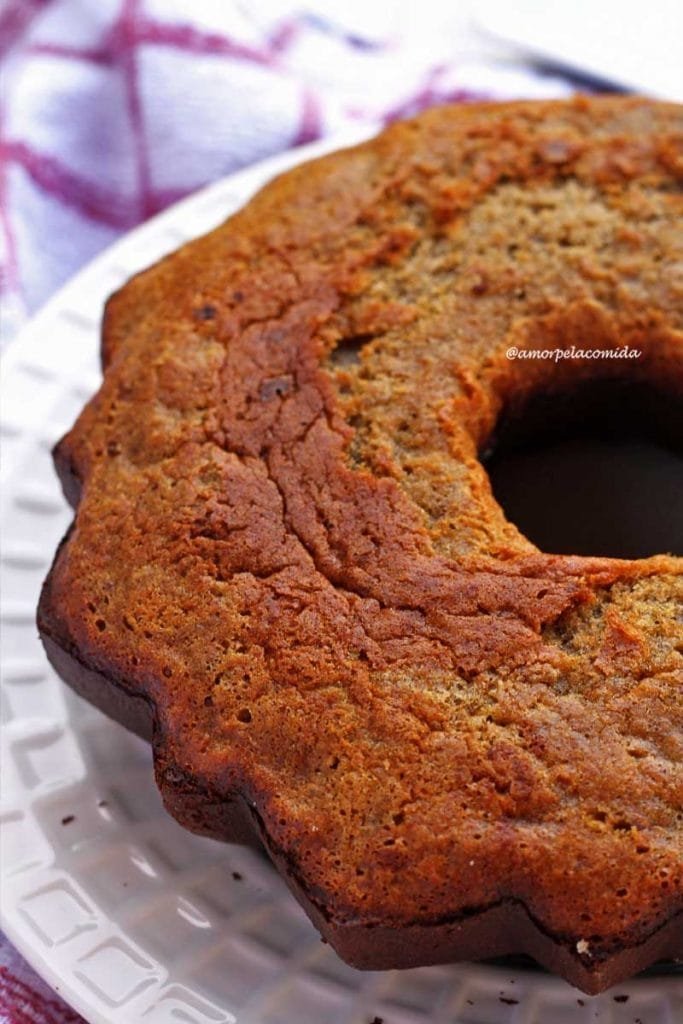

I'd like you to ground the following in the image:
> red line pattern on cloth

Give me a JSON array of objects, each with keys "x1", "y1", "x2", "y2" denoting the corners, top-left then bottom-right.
[
  {"x1": 118, "y1": 0, "x2": 151, "y2": 219},
  {"x1": 1, "y1": 140, "x2": 140, "y2": 228},
  {"x1": 134, "y1": 16, "x2": 276, "y2": 66},
  {"x1": 0, "y1": 110, "x2": 22, "y2": 297},
  {"x1": 24, "y1": 41, "x2": 112, "y2": 64},
  {"x1": 293, "y1": 89, "x2": 323, "y2": 146},
  {"x1": 23, "y1": 14, "x2": 302, "y2": 70},
  {"x1": 268, "y1": 17, "x2": 300, "y2": 55},
  {"x1": 0, "y1": 968, "x2": 85, "y2": 1023},
  {"x1": 0, "y1": 0, "x2": 53, "y2": 58}
]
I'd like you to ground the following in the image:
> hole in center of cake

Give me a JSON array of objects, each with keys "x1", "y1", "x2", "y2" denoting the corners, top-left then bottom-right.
[{"x1": 482, "y1": 378, "x2": 683, "y2": 559}]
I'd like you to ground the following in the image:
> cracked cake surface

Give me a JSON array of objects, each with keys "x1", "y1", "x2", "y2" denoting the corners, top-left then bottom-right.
[{"x1": 39, "y1": 96, "x2": 682, "y2": 993}]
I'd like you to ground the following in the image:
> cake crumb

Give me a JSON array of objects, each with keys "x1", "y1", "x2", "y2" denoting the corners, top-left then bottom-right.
[
  {"x1": 41, "y1": 96, "x2": 682, "y2": 994},
  {"x1": 61, "y1": 814, "x2": 75, "y2": 826},
  {"x1": 613, "y1": 994, "x2": 629, "y2": 1003}
]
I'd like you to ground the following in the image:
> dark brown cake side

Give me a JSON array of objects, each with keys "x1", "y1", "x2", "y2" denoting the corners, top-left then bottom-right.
[{"x1": 38, "y1": 96, "x2": 683, "y2": 994}]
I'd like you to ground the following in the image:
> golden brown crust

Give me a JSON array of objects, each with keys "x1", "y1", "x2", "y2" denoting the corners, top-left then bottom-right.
[{"x1": 38, "y1": 96, "x2": 683, "y2": 992}]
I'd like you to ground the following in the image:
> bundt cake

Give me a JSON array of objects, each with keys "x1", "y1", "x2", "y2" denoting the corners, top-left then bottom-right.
[{"x1": 38, "y1": 96, "x2": 683, "y2": 994}]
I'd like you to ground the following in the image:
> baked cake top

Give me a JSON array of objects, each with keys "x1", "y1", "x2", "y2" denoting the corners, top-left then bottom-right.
[{"x1": 41, "y1": 96, "x2": 683, "y2": 981}]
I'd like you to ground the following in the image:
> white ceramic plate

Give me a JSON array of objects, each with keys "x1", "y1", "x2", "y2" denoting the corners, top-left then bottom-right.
[{"x1": 1, "y1": 132, "x2": 681, "y2": 1024}]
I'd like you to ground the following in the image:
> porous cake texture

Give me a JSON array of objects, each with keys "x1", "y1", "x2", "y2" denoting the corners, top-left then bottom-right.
[{"x1": 39, "y1": 96, "x2": 683, "y2": 993}]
